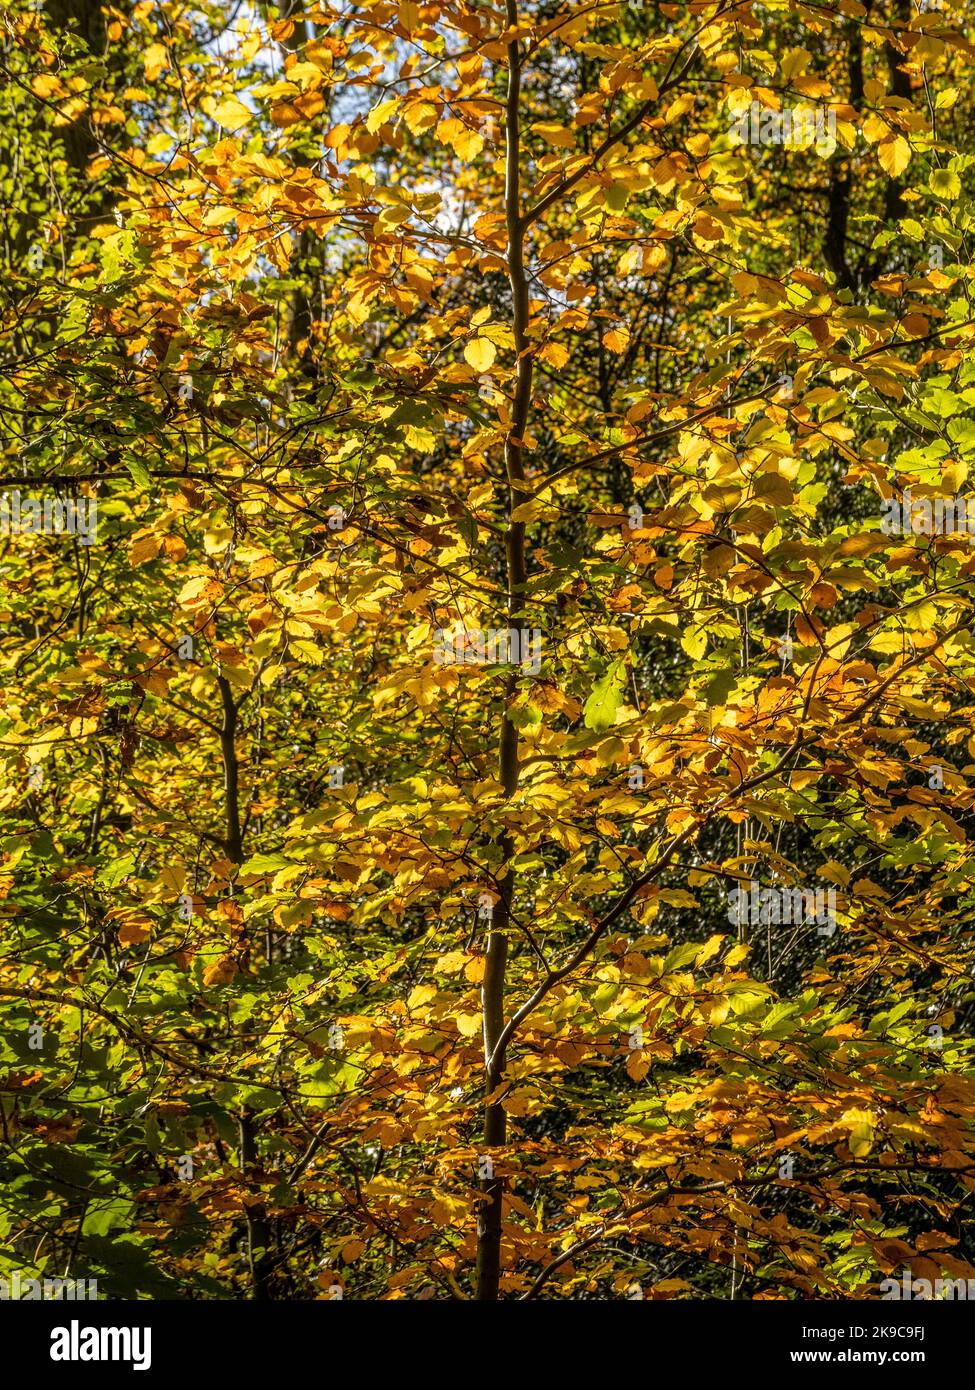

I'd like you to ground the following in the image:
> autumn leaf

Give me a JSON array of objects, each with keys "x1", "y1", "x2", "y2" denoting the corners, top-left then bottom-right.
[
  {"x1": 878, "y1": 135, "x2": 911, "y2": 178},
  {"x1": 464, "y1": 337, "x2": 496, "y2": 372},
  {"x1": 211, "y1": 96, "x2": 251, "y2": 132},
  {"x1": 602, "y1": 325, "x2": 630, "y2": 354},
  {"x1": 143, "y1": 43, "x2": 169, "y2": 82}
]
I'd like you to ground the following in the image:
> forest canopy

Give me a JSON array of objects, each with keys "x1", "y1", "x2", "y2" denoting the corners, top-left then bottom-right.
[{"x1": 2, "y1": 0, "x2": 975, "y2": 1303}]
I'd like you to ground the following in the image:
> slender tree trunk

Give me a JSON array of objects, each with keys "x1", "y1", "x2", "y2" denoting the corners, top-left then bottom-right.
[
  {"x1": 238, "y1": 1107, "x2": 271, "y2": 1300},
  {"x1": 475, "y1": 0, "x2": 532, "y2": 1302},
  {"x1": 277, "y1": 1, "x2": 317, "y2": 369},
  {"x1": 218, "y1": 673, "x2": 271, "y2": 1296},
  {"x1": 42, "y1": 0, "x2": 128, "y2": 230},
  {"x1": 823, "y1": 13, "x2": 864, "y2": 291},
  {"x1": 218, "y1": 674, "x2": 244, "y2": 865}
]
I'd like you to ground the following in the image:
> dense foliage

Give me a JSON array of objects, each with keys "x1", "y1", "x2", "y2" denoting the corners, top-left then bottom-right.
[{"x1": 2, "y1": 0, "x2": 975, "y2": 1301}]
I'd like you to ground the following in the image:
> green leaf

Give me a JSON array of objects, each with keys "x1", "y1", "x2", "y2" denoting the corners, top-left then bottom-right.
[
  {"x1": 82, "y1": 1198, "x2": 135, "y2": 1237},
  {"x1": 240, "y1": 852, "x2": 294, "y2": 874},
  {"x1": 123, "y1": 454, "x2": 151, "y2": 489},
  {"x1": 583, "y1": 658, "x2": 626, "y2": 732},
  {"x1": 98, "y1": 853, "x2": 136, "y2": 888}
]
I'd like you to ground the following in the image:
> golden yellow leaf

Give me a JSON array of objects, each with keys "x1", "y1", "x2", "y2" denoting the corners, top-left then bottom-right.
[
  {"x1": 539, "y1": 342, "x2": 569, "y2": 369},
  {"x1": 695, "y1": 934, "x2": 725, "y2": 967},
  {"x1": 861, "y1": 112, "x2": 889, "y2": 144},
  {"x1": 602, "y1": 326, "x2": 630, "y2": 354},
  {"x1": 366, "y1": 98, "x2": 398, "y2": 134},
  {"x1": 464, "y1": 337, "x2": 496, "y2": 372},
  {"x1": 212, "y1": 96, "x2": 251, "y2": 132},
  {"x1": 530, "y1": 121, "x2": 576, "y2": 149},
  {"x1": 403, "y1": 102, "x2": 439, "y2": 134},
  {"x1": 878, "y1": 135, "x2": 910, "y2": 178},
  {"x1": 143, "y1": 43, "x2": 169, "y2": 82}
]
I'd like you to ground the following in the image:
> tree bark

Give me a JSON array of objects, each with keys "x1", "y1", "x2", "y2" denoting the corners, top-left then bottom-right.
[
  {"x1": 218, "y1": 674, "x2": 244, "y2": 866},
  {"x1": 239, "y1": 1106, "x2": 271, "y2": 1300},
  {"x1": 218, "y1": 674, "x2": 270, "y2": 1296},
  {"x1": 475, "y1": 0, "x2": 532, "y2": 1303}
]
